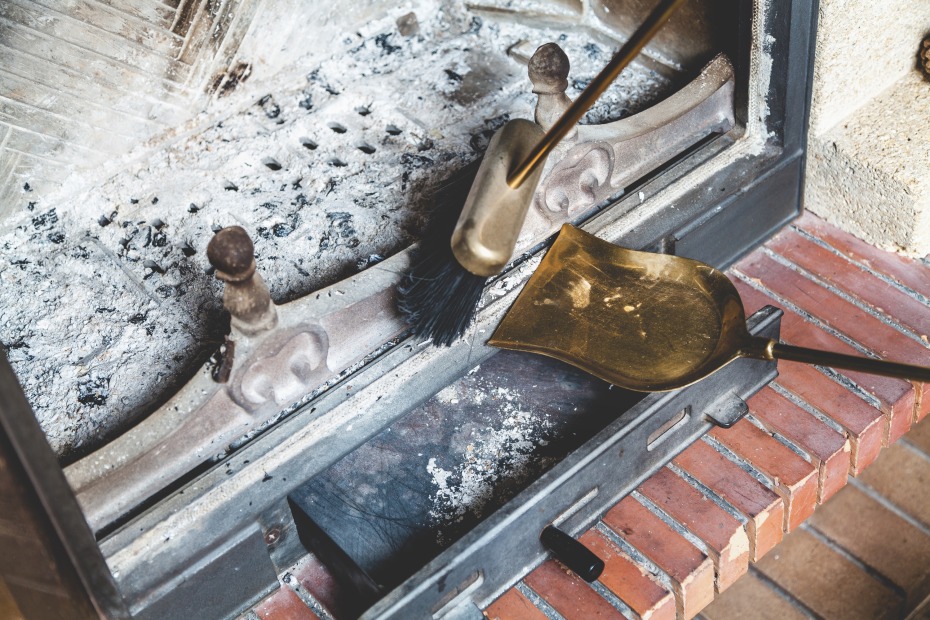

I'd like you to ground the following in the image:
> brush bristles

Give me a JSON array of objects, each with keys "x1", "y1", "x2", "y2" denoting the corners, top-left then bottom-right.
[
  {"x1": 397, "y1": 160, "x2": 486, "y2": 346},
  {"x1": 397, "y1": 252, "x2": 486, "y2": 346}
]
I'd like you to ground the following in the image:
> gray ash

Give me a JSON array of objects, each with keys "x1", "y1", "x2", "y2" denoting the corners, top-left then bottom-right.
[{"x1": 0, "y1": 3, "x2": 675, "y2": 458}]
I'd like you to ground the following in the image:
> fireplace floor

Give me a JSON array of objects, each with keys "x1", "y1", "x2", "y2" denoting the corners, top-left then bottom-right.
[{"x1": 239, "y1": 211, "x2": 930, "y2": 620}]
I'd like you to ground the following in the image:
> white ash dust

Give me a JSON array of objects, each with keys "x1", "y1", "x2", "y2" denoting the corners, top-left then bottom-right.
[
  {"x1": 426, "y1": 383, "x2": 553, "y2": 541},
  {"x1": 0, "y1": 3, "x2": 673, "y2": 460}
]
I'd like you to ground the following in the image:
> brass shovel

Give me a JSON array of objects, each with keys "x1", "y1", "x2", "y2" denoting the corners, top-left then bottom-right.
[{"x1": 489, "y1": 225, "x2": 930, "y2": 392}]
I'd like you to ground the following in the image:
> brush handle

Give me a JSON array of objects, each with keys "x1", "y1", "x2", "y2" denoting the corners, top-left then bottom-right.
[
  {"x1": 452, "y1": 119, "x2": 547, "y2": 276},
  {"x1": 506, "y1": 0, "x2": 691, "y2": 189},
  {"x1": 747, "y1": 337, "x2": 930, "y2": 383}
]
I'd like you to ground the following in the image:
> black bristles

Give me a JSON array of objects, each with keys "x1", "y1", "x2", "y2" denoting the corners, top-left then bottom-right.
[
  {"x1": 397, "y1": 255, "x2": 486, "y2": 346},
  {"x1": 397, "y1": 160, "x2": 486, "y2": 346}
]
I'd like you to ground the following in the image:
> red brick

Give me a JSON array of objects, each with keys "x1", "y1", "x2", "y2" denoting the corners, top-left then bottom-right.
[
  {"x1": 484, "y1": 588, "x2": 549, "y2": 620},
  {"x1": 767, "y1": 228, "x2": 930, "y2": 342},
  {"x1": 773, "y1": 363, "x2": 884, "y2": 475},
  {"x1": 736, "y1": 255, "x2": 925, "y2": 434},
  {"x1": 748, "y1": 387, "x2": 850, "y2": 502},
  {"x1": 709, "y1": 420, "x2": 818, "y2": 531},
  {"x1": 524, "y1": 560, "x2": 628, "y2": 620},
  {"x1": 795, "y1": 212, "x2": 930, "y2": 301},
  {"x1": 290, "y1": 555, "x2": 351, "y2": 620},
  {"x1": 736, "y1": 251, "x2": 929, "y2": 366},
  {"x1": 602, "y1": 496, "x2": 715, "y2": 619},
  {"x1": 674, "y1": 440, "x2": 784, "y2": 561},
  {"x1": 734, "y1": 278, "x2": 914, "y2": 446},
  {"x1": 738, "y1": 252, "x2": 927, "y2": 440},
  {"x1": 579, "y1": 530, "x2": 676, "y2": 620},
  {"x1": 254, "y1": 584, "x2": 319, "y2": 620},
  {"x1": 637, "y1": 468, "x2": 749, "y2": 592}
]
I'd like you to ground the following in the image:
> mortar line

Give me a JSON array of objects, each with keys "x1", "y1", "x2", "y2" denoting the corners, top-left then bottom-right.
[
  {"x1": 816, "y1": 366, "x2": 883, "y2": 410},
  {"x1": 0, "y1": 38, "x2": 187, "y2": 115},
  {"x1": 0, "y1": 151, "x2": 19, "y2": 197},
  {"x1": 84, "y1": 0, "x2": 179, "y2": 28},
  {"x1": 664, "y1": 462, "x2": 748, "y2": 524},
  {"x1": 898, "y1": 437, "x2": 930, "y2": 467},
  {"x1": 0, "y1": 92, "x2": 142, "y2": 142},
  {"x1": 589, "y1": 580, "x2": 640, "y2": 619},
  {"x1": 0, "y1": 67, "x2": 169, "y2": 128},
  {"x1": 790, "y1": 225, "x2": 930, "y2": 306},
  {"x1": 0, "y1": 123, "x2": 12, "y2": 153},
  {"x1": 7, "y1": 0, "x2": 190, "y2": 71},
  {"x1": 44, "y1": 0, "x2": 186, "y2": 45},
  {"x1": 282, "y1": 573, "x2": 335, "y2": 620},
  {"x1": 734, "y1": 268, "x2": 884, "y2": 409},
  {"x1": 630, "y1": 490, "x2": 711, "y2": 556},
  {"x1": 0, "y1": 22, "x2": 194, "y2": 104},
  {"x1": 730, "y1": 268, "x2": 876, "y2": 357},
  {"x1": 763, "y1": 247, "x2": 930, "y2": 348},
  {"x1": 593, "y1": 522, "x2": 676, "y2": 593},
  {"x1": 4, "y1": 122, "x2": 108, "y2": 157},
  {"x1": 5, "y1": 146, "x2": 85, "y2": 168},
  {"x1": 515, "y1": 581, "x2": 567, "y2": 620},
  {"x1": 701, "y1": 435, "x2": 777, "y2": 490},
  {"x1": 743, "y1": 412, "x2": 814, "y2": 463},
  {"x1": 768, "y1": 381, "x2": 848, "y2": 435}
]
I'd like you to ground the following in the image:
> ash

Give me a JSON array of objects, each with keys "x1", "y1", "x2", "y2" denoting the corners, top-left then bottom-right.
[
  {"x1": 0, "y1": 4, "x2": 673, "y2": 460},
  {"x1": 427, "y1": 378, "x2": 554, "y2": 543}
]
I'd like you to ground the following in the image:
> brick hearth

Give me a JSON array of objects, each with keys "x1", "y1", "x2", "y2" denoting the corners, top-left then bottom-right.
[{"x1": 242, "y1": 211, "x2": 930, "y2": 619}]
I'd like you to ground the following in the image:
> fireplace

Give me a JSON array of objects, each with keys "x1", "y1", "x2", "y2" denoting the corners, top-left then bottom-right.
[{"x1": 0, "y1": 0, "x2": 818, "y2": 618}]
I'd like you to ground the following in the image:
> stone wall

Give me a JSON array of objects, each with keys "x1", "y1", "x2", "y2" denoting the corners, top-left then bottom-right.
[{"x1": 806, "y1": 1, "x2": 930, "y2": 256}]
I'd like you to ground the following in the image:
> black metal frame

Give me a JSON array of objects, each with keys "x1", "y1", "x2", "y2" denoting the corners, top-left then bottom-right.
[
  {"x1": 0, "y1": 352, "x2": 129, "y2": 619},
  {"x1": 0, "y1": 0, "x2": 818, "y2": 617}
]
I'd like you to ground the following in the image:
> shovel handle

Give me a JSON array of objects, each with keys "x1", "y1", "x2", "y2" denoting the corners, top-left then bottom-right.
[
  {"x1": 507, "y1": 0, "x2": 691, "y2": 189},
  {"x1": 750, "y1": 338, "x2": 930, "y2": 383}
]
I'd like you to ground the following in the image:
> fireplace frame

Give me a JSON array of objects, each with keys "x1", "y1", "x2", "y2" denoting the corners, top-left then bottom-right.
[{"x1": 0, "y1": 0, "x2": 819, "y2": 618}]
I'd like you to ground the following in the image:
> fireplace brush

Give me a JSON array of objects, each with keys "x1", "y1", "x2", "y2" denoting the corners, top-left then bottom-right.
[
  {"x1": 397, "y1": 0, "x2": 691, "y2": 346},
  {"x1": 489, "y1": 225, "x2": 930, "y2": 392}
]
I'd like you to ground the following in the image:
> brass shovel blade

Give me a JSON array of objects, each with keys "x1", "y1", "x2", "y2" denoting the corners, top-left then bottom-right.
[{"x1": 489, "y1": 225, "x2": 750, "y2": 392}]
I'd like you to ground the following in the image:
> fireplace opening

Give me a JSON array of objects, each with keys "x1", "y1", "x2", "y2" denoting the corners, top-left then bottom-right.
[{"x1": 0, "y1": 0, "x2": 817, "y2": 617}]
